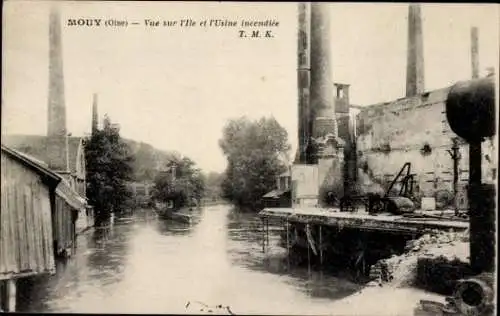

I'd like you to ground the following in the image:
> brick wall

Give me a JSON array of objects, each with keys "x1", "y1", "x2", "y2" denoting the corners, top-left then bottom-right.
[{"x1": 355, "y1": 85, "x2": 496, "y2": 208}]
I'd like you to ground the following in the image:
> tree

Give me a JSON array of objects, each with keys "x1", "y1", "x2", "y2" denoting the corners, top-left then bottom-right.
[
  {"x1": 85, "y1": 115, "x2": 134, "y2": 224},
  {"x1": 152, "y1": 156, "x2": 206, "y2": 208},
  {"x1": 219, "y1": 116, "x2": 290, "y2": 210}
]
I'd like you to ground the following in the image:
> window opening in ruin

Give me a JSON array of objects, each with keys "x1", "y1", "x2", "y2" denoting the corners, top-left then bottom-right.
[
  {"x1": 362, "y1": 161, "x2": 369, "y2": 174},
  {"x1": 337, "y1": 87, "x2": 344, "y2": 99}
]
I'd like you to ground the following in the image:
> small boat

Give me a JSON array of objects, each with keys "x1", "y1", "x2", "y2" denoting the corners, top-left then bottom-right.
[{"x1": 158, "y1": 207, "x2": 193, "y2": 224}]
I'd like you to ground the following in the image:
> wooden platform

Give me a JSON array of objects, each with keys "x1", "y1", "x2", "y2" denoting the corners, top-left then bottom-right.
[{"x1": 259, "y1": 208, "x2": 469, "y2": 234}]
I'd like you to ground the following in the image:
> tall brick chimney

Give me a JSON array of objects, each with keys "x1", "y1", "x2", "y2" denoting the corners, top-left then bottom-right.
[
  {"x1": 92, "y1": 93, "x2": 99, "y2": 134},
  {"x1": 310, "y1": 2, "x2": 338, "y2": 140},
  {"x1": 406, "y1": 3, "x2": 425, "y2": 97},
  {"x1": 471, "y1": 27, "x2": 479, "y2": 79},
  {"x1": 310, "y1": 3, "x2": 344, "y2": 206},
  {"x1": 291, "y1": 3, "x2": 344, "y2": 208},
  {"x1": 296, "y1": 2, "x2": 312, "y2": 164},
  {"x1": 46, "y1": 7, "x2": 69, "y2": 173},
  {"x1": 48, "y1": 7, "x2": 67, "y2": 137}
]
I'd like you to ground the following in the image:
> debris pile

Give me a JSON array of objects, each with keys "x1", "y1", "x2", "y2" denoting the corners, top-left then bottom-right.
[
  {"x1": 415, "y1": 272, "x2": 495, "y2": 316},
  {"x1": 368, "y1": 229, "x2": 470, "y2": 287}
]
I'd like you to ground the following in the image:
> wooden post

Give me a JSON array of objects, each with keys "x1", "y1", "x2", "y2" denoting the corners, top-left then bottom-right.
[
  {"x1": 0, "y1": 280, "x2": 4, "y2": 311},
  {"x1": 319, "y1": 225, "x2": 323, "y2": 267},
  {"x1": 261, "y1": 218, "x2": 265, "y2": 253},
  {"x1": 448, "y1": 138, "x2": 461, "y2": 216},
  {"x1": 6, "y1": 279, "x2": 16, "y2": 312},
  {"x1": 286, "y1": 219, "x2": 290, "y2": 269},
  {"x1": 469, "y1": 142, "x2": 495, "y2": 273},
  {"x1": 286, "y1": 220, "x2": 289, "y2": 256},
  {"x1": 307, "y1": 224, "x2": 311, "y2": 275},
  {"x1": 266, "y1": 219, "x2": 270, "y2": 247}
]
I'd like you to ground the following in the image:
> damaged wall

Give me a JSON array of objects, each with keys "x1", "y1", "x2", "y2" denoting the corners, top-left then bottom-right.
[
  {"x1": 317, "y1": 143, "x2": 344, "y2": 205},
  {"x1": 355, "y1": 83, "x2": 496, "y2": 208}
]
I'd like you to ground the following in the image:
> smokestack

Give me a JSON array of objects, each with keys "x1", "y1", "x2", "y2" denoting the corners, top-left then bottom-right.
[
  {"x1": 471, "y1": 27, "x2": 479, "y2": 79},
  {"x1": 296, "y1": 2, "x2": 312, "y2": 164},
  {"x1": 47, "y1": 7, "x2": 67, "y2": 137},
  {"x1": 46, "y1": 6, "x2": 70, "y2": 173},
  {"x1": 310, "y1": 3, "x2": 338, "y2": 140},
  {"x1": 406, "y1": 3, "x2": 425, "y2": 97},
  {"x1": 92, "y1": 93, "x2": 99, "y2": 134}
]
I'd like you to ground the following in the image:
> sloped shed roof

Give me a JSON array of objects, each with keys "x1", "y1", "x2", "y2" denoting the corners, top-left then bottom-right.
[
  {"x1": 56, "y1": 178, "x2": 87, "y2": 210},
  {"x1": 263, "y1": 189, "x2": 291, "y2": 199},
  {"x1": 1, "y1": 145, "x2": 62, "y2": 189}
]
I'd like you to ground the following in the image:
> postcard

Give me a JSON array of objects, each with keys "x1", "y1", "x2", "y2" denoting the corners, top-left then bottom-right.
[{"x1": 1, "y1": 1, "x2": 498, "y2": 315}]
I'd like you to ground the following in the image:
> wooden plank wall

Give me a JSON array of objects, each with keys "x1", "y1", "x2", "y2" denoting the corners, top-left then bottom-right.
[
  {"x1": 1, "y1": 153, "x2": 56, "y2": 280},
  {"x1": 53, "y1": 196, "x2": 76, "y2": 256},
  {"x1": 75, "y1": 178, "x2": 86, "y2": 198}
]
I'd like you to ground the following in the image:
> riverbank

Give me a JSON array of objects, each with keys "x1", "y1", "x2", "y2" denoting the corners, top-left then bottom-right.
[
  {"x1": 330, "y1": 229, "x2": 471, "y2": 315},
  {"x1": 331, "y1": 285, "x2": 445, "y2": 315},
  {"x1": 370, "y1": 229, "x2": 470, "y2": 287}
]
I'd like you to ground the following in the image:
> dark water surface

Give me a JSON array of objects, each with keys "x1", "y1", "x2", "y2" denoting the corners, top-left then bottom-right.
[{"x1": 18, "y1": 205, "x2": 362, "y2": 314}]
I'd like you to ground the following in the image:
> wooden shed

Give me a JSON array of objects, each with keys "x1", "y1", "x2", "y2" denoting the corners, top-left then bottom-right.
[
  {"x1": 52, "y1": 178, "x2": 86, "y2": 257},
  {"x1": 2, "y1": 135, "x2": 88, "y2": 197},
  {"x1": 262, "y1": 189, "x2": 292, "y2": 208},
  {"x1": 1, "y1": 145, "x2": 61, "y2": 311},
  {"x1": 2, "y1": 135, "x2": 94, "y2": 234},
  {"x1": 262, "y1": 170, "x2": 292, "y2": 208}
]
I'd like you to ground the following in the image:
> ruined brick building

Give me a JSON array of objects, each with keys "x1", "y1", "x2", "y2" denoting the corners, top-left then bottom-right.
[
  {"x1": 269, "y1": 3, "x2": 496, "y2": 211},
  {"x1": 353, "y1": 5, "x2": 496, "y2": 210}
]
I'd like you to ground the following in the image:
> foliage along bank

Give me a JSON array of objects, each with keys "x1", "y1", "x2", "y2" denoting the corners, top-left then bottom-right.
[
  {"x1": 151, "y1": 157, "x2": 206, "y2": 209},
  {"x1": 84, "y1": 115, "x2": 134, "y2": 224},
  {"x1": 219, "y1": 116, "x2": 290, "y2": 211}
]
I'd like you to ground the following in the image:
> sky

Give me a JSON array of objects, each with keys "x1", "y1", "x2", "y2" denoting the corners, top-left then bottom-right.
[{"x1": 2, "y1": 1, "x2": 499, "y2": 173}]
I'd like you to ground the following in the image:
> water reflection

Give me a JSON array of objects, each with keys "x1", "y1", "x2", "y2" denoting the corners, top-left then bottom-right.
[
  {"x1": 156, "y1": 219, "x2": 195, "y2": 236},
  {"x1": 225, "y1": 208, "x2": 362, "y2": 301},
  {"x1": 18, "y1": 205, "x2": 362, "y2": 315},
  {"x1": 86, "y1": 225, "x2": 128, "y2": 286}
]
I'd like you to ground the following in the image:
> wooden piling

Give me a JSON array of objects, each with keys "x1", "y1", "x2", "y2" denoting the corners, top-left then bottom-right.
[
  {"x1": 307, "y1": 224, "x2": 311, "y2": 275},
  {"x1": 6, "y1": 279, "x2": 16, "y2": 312},
  {"x1": 268, "y1": 219, "x2": 270, "y2": 246},
  {"x1": 0, "y1": 280, "x2": 3, "y2": 311},
  {"x1": 319, "y1": 225, "x2": 323, "y2": 266},
  {"x1": 266, "y1": 219, "x2": 270, "y2": 247},
  {"x1": 286, "y1": 220, "x2": 289, "y2": 256},
  {"x1": 261, "y1": 218, "x2": 265, "y2": 253}
]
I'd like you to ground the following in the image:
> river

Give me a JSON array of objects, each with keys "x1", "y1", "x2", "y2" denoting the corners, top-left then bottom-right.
[{"x1": 17, "y1": 205, "x2": 364, "y2": 315}]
